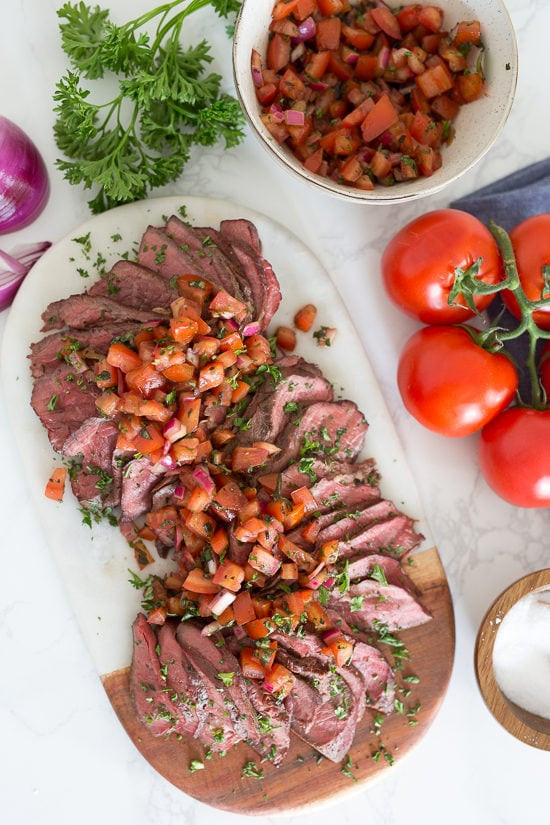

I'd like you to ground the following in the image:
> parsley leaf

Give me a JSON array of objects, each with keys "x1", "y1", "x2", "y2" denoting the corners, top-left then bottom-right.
[{"x1": 54, "y1": 1, "x2": 245, "y2": 213}]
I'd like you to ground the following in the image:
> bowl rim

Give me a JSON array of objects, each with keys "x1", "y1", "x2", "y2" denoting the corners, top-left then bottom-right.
[
  {"x1": 232, "y1": 0, "x2": 519, "y2": 204},
  {"x1": 474, "y1": 568, "x2": 550, "y2": 750}
]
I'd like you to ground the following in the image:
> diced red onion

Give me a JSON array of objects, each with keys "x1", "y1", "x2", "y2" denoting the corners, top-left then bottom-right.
[
  {"x1": 224, "y1": 318, "x2": 239, "y2": 332},
  {"x1": 285, "y1": 109, "x2": 305, "y2": 127},
  {"x1": 268, "y1": 103, "x2": 285, "y2": 124},
  {"x1": 152, "y1": 452, "x2": 177, "y2": 474},
  {"x1": 379, "y1": 130, "x2": 394, "y2": 148},
  {"x1": 208, "y1": 589, "x2": 237, "y2": 615},
  {"x1": 65, "y1": 349, "x2": 88, "y2": 375},
  {"x1": 322, "y1": 628, "x2": 343, "y2": 645},
  {"x1": 236, "y1": 353, "x2": 254, "y2": 370},
  {"x1": 192, "y1": 465, "x2": 215, "y2": 494},
  {"x1": 233, "y1": 625, "x2": 247, "y2": 641},
  {"x1": 324, "y1": 576, "x2": 335, "y2": 589},
  {"x1": 377, "y1": 46, "x2": 390, "y2": 70},
  {"x1": 251, "y1": 49, "x2": 264, "y2": 89},
  {"x1": 262, "y1": 679, "x2": 275, "y2": 693},
  {"x1": 186, "y1": 348, "x2": 200, "y2": 368},
  {"x1": 173, "y1": 484, "x2": 185, "y2": 499},
  {"x1": 0, "y1": 117, "x2": 49, "y2": 234},
  {"x1": 206, "y1": 557, "x2": 217, "y2": 576},
  {"x1": 297, "y1": 16, "x2": 316, "y2": 41},
  {"x1": 163, "y1": 417, "x2": 187, "y2": 443},
  {"x1": 343, "y1": 50, "x2": 359, "y2": 65},
  {"x1": 389, "y1": 152, "x2": 402, "y2": 166},
  {"x1": 0, "y1": 241, "x2": 51, "y2": 310},
  {"x1": 290, "y1": 42, "x2": 306, "y2": 63},
  {"x1": 308, "y1": 80, "x2": 329, "y2": 92},
  {"x1": 241, "y1": 321, "x2": 261, "y2": 338},
  {"x1": 201, "y1": 620, "x2": 223, "y2": 637}
]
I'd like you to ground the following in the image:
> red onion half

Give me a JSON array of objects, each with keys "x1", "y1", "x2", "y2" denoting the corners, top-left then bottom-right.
[
  {"x1": 0, "y1": 241, "x2": 51, "y2": 310},
  {"x1": 0, "y1": 117, "x2": 49, "y2": 234}
]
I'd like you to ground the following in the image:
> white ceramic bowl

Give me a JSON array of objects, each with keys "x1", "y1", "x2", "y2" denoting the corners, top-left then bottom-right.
[{"x1": 233, "y1": 0, "x2": 518, "y2": 204}]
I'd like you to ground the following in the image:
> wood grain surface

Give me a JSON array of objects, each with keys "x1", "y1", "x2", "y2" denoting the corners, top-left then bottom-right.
[
  {"x1": 102, "y1": 545, "x2": 454, "y2": 814},
  {"x1": 475, "y1": 569, "x2": 550, "y2": 751}
]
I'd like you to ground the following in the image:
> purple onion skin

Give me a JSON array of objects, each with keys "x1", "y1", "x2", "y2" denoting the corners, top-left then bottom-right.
[{"x1": 0, "y1": 116, "x2": 50, "y2": 234}]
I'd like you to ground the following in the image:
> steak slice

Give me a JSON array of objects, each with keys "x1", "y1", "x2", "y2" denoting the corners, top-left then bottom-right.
[
  {"x1": 130, "y1": 614, "x2": 185, "y2": 737},
  {"x1": 193, "y1": 226, "x2": 256, "y2": 318},
  {"x1": 41, "y1": 292, "x2": 164, "y2": 331},
  {"x1": 31, "y1": 364, "x2": 100, "y2": 451},
  {"x1": 315, "y1": 499, "x2": 397, "y2": 546},
  {"x1": 220, "y1": 218, "x2": 262, "y2": 255},
  {"x1": 258, "y1": 400, "x2": 368, "y2": 476},
  {"x1": 163, "y1": 218, "x2": 249, "y2": 308},
  {"x1": 329, "y1": 580, "x2": 431, "y2": 632},
  {"x1": 29, "y1": 322, "x2": 143, "y2": 377},
  {"x1": 278, "y1": 648, "x2": 359, "y2": 762},
  {"x1": 177, "y1": 622, "x2": 261, "y2": 747},
  {"x1": 234, "y1": 358, "x2": 333, "y2": 447},
  {"x1": 346, "y1": 553, "x2": 420, "y2": 594},
  {"x1": 245, "y1": 680, "x2": 291, "y2": 766},
  {"x1": 88, "y1": 260, "x2": 177, "y2": 310},
  {"x1": 120, "y1": 456, "x2": 160, "y2": 522},
  {"x1": 156, "y1": 621, "x2": 207, "y2": 737},
  {"x1": 351, "y1": 640, "x2": 396, "y2": 714},
  {"x1": 336, "y1": 513, "x2": 423, "y2": 560},
  {"x1": 279, "y1": 456, "x2": 379, "y2": 497},
  {"x1": 62, "y1": 417, "x2": 120, "y2": 509}
]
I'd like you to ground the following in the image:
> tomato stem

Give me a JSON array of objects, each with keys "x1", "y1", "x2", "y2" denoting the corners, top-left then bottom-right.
[{"x1": 487, "y1": 221, "x2": 550, "y2": 410}]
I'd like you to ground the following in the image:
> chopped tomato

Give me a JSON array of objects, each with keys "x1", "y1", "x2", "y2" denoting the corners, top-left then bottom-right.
[
  {"x1": 275, "y1": 325, "x2": 297, "y2": 351},
  {"x1": 183, "y1": 568, "x2": 219, "y2": 594},
  {"x1": 45, "y1": 467, "x2": 67, "y2": 501},
  {"x1": 212, "y1": 559, "x2": 245, "y2": 592},
  {"x1": 233, "y1": 590, "x2": 256, "y2": 625},
  {"x1": 107, "y1": 342, "x2": 142, "y2": 373},
  {"x1": 240, "y1": 647, "x2": 267, "y2": 679},
  {"x1": 263, "y1": 663, "x2": 295, "y2": 699},
  {"x1": 361, "y1": 94, "x2": 399, "y2": 143}
]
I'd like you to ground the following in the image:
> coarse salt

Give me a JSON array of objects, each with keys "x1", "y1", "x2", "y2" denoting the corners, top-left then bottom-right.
[{"x1": 492, "y1": 587, "x2": 550, "y2": 720}]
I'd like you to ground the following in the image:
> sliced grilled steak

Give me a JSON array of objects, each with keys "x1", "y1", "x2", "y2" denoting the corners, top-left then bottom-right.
[
  {"x1": 120, "y1": 456, "x2": 160, "y2": 522},
  {"x1": 176, "y1": 622, "x2": 261, "y2": 747},
  {"x1": 138, "y1": 225, "x2": 217, "y2": 287},
  {"x1": 31, "y1": 364, "x2": 100, "y2": 451},
  {"x1": 156, "y1": 621, "x2": 207, "y2": 737},
  {"x1": 315, "y1": 499, "x2": 397, "y2": 546},
  {"x1": 234, "y1": 358, "x2": 333, "y2": 447},
  {"x1": 279, "y1": 649, "x2": 358, "y2": 762},
  {"x1": 62, "y1": 417, "x2": 120, "y2": 509},
  {"x1": 130, "y1": 614, "x2": 185, "y2": 737},
  {"x1": 220, "y1": 218, "x2": 262, "y2": 255},
  {"x1": 336, "y1": 513, "x2": 423, "y2": 560},
  {"x1": 193, "y1": 226, "x2": 256, "y2": 318},
  {"x1": 28, "y1": 322, "x2": 143, "y2": 377},
  {"x1": 329, "y1": 580, "x2": 431, "y2": 632},
  {"x1": 88, "y1": 260, "x2": 177, "y2": 310},
  {"x1": 245, "y1": 680, "x2": 291, "y2": 766},
  {"x1": 279, "y1": 457, "x2": 379, "y2": 497},
  {"x1": 351, "y1": 640, "x2": 396, "y2": 714},
  {"x1": 162, "y1": 218, "x2": 248, "y2": 308},
  {"x1": 258, "y1": 400, "x2": 368, "y2": 477},
  {"x1": 346, "y1": 553, "x2": 420, "y2": 594},
  {"x1": 41, "y1": 292, "x2": 164, "y2": 331}
]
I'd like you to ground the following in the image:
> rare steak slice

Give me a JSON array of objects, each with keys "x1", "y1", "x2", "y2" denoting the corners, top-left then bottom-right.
[
  {"x1": 257, "y1": 400, "x2": 368, "y2": 476},
  {"x1": 220, "y1": 218, "x2": 262, "y2": 255},
  {"x1": 62, "y1": 417, "x2": 120, "y2": 509},
  {"x1": 41, "y1": 292, "x2": 164, "y2": 331},
  {"x1": 88, "y1": 259, "x2": 177, "y2": 310},
  {"x1": 156, "y1": 621, "x2": 207, "y2": 737},
  {"x1": 329, "y1": 579, "x2": 431, "y2": 632},
  {"x1": 177, "y1": 622, "x2": 261, "y2": 747},
  {"x1": 130, "y1": 614, "x2": 186, "y2": 737},
  {"x1": 314, "y1": 499, "x2": 398, "y2": 546},
  {"x1": 336, "y1": 513, "x2": 423, "y2": 561},
  {"x1": 346, "y1": 553, "x2": 420, "y2": 594},
  {"x1": 233, "y1": 357, "x2": 333, "y2": 447},
  {"x1": 28, "y1": 321, "x2": 143, "y2": 377},
  {"x1": 351, "y1": 640, "x2": 396, "y2": 714},
  {"x1": 279, "y1": 457, "x2": 379, "y2": 497},
  {"x1": 245, "y1": 679, "x2": 292, "y2": 766},
  {"x1": 120, "y1": 456, "x2": 160, "y2": 522},
  {"x1": 31, "y1": 363, "x2": 100, "y2": 451}
]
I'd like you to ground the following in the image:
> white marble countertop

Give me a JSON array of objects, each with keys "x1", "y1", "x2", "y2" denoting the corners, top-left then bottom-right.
[{"x1": 1, "y1": 1, "x2": 548, "y2": 823}]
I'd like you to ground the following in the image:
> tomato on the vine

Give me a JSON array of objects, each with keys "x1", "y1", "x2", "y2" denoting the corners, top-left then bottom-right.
[
  {"x1": 381, "y1": 209, "x2": 503, "y2": 324},
  {"x1": 479, "y1": 407, "x2": 550, "y2": 507},
  {"x1": 397, "y1": 326, "x2": 518, "y2": 437},
  {"x1": 502, "y1": 214, "x2": 550, "y2": 330}
]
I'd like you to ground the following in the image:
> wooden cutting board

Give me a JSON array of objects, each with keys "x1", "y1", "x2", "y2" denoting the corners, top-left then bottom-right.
[{"x1": 102, "y1": 545, "x2": 454, "y2": 814}]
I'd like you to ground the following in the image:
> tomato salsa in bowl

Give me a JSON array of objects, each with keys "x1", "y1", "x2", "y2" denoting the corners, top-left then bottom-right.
[{"x1": 233, "y1": 0, "x2": 517, "y2": 203}]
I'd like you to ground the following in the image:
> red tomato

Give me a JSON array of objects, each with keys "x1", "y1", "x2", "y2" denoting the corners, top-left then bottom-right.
[
  {"x1": 397, "y1": 326, "x2": 518, "y2": 437},
  {"x1": 479, "y1": 408, "x2": 550, "y2": 507},
  {"x1": 382, "y1": 209, "x2": 503, "y2": 323},
  {"x1": 502, "y1": 214, "x2": 550, "y2": 330}
]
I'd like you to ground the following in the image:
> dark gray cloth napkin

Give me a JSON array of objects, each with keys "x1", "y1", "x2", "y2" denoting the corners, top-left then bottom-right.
[
  {"x1": 449, "y1": 159, "x2": 550, "y2": 401},
  {"x1": 450, "y1": 157, "x2": 550, "y2": 231}
]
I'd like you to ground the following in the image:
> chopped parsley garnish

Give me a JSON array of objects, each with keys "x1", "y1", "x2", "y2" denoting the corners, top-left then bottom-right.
[
  {"x1": 241, "y1": 760, "x2": 264, "y2": 779},
  {"x1": 189, "y1": 759, "x2": 205, "y2": 773},
  {"x1": 341, "y1": 755, "x2": 357, "y2": 782},
  {"x1": 217, "y1": 672, "x2": 235, "y2": 686}
]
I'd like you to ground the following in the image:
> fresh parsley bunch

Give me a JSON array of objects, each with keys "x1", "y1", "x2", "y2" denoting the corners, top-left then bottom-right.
[{"x1": 53, "y1": 0, "x2": 245, "y2": 213}]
